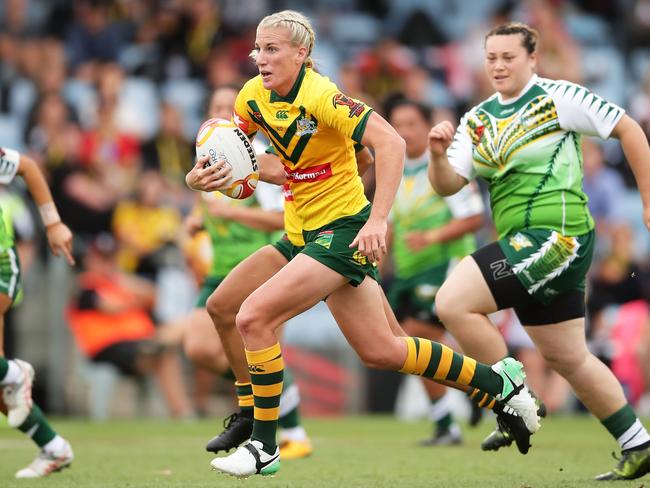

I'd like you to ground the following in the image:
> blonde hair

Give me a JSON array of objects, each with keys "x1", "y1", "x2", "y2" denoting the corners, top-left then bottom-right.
[{"x1": 251, "y1": 10, "x2": 316, "y2": 68}]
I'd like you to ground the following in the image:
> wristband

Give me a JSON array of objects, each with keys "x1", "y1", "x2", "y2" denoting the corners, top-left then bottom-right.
[{"x1": 39, "y1": 202, "x2": 61, "y2": 227}]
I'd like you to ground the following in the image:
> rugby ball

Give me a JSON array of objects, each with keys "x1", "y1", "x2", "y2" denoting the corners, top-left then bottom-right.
[{"x1": 195, "y1": 118, "x2": 259, "y2": 199}]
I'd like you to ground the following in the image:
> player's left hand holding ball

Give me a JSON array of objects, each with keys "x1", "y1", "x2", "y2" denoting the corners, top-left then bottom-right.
[
  {"x1": 349, "y1": 217, "x2": 388, "y2": 263},
  {"x1": 186, "y1": 155, "x2": 233, "y2": 192}
]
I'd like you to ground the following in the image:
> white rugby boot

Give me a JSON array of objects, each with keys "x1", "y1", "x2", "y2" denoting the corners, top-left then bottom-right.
[
  {"x1": 3, "y1": 359, "x2": 34, "y2": 428},
  {"x1": 492, "y1": 357, "x2": 541, "y2": 433},
  {"x1": 15, "y1": 439, "x2": 74, "y2": 478},
  {"x1": 211, "y1": 439, "x2": 280, "y2": 478}
]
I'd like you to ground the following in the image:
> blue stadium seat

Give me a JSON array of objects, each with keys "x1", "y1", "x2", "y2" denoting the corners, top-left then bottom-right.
[
  {"x1": 0, "y1": 114, "x2": 25, "y2": 152},
  {"x1": 161, "y1": 78, "x2": 206, "y2": 141}
]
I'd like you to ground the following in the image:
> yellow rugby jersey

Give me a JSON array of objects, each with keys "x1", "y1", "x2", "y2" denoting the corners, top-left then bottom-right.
[
  {"x1": 233, "y1": 65, "x2": 372, "y2": 231},
  {"x1": 281, "y1": 183, "x2": 305, "y2": 246}
]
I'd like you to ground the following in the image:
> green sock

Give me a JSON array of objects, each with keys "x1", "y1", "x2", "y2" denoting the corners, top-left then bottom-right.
[
  {"x1": 278, "y1": 368, "x2": 301, "y2": 429},
  {"x1": 221, "y1": 369, "x2": 236, "y2": 381},
  {"x1": 18, "y1": 404, "x2": 57, "y2": 448},
  {"x1": 0, "y1": 357, "x2": 8, "y2": 381},
  {"x1": 602, "y1": 404, "x2": 637, "y2": 439},
  {"x1": 602, "y1": 404, "x2": 650, "y2": 450},
  {"x1": 279, "y1": 407, "x2": 300, "y2": 429},
  {"x1": 430, "y1": 397, "x2": 453, "y2": 430}
]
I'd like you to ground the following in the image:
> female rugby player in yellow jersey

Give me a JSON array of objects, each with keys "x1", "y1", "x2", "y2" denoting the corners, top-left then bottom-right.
[
  {"x1": 189, "y1": 11, "x2": 540, "y2": 478},
  {"x1": 184, "y1": 84, "x2": 314, "y2": 459},
  {"x1": 428, "y1": 22, "x2": 650, "y2": 481}
]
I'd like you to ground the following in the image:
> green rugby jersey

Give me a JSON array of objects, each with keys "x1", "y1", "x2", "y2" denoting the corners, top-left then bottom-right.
[
  {"x1": 448, "y1": 74, "x2": 624, "y2": 238},
  {"x1": 202, "y1": 182, "x2": 283, "y2": 278},
  {"x1": 0, "y1": 148, "x2": 21, "y2": 250},
  {"x1": 390, "y1": 152, "x2": 483, "y2": 278}
]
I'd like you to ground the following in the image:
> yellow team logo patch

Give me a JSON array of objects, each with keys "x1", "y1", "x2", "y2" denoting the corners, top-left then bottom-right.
[
  {"x1": 352, "y1": 251, "x2": 368, "y2": 266},
  {"x1": 509, "y1": 233, "x2": 533, "y2": 252},
  {"x1": 314, "y1": 231, "x2": 333, "y2": 249}
]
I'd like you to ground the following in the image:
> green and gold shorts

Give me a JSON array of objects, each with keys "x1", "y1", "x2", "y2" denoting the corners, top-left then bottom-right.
[
  {"x1": 301, "y1": 205, "x2": 379, "y2": 287},
  {"x1": 195, "y1": 275, "x2": 224, "y2": 308},
  {"x1": 272, "y1": 234, "x2": 304, "y2": 262}
]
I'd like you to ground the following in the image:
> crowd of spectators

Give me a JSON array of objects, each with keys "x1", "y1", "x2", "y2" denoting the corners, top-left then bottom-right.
[{"x1": 2, "y1": 0, "x2": 650, "y2": 416}]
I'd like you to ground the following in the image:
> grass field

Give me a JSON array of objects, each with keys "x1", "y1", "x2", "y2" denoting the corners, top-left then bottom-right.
[{"x1": 0, "y1": 415, "x2": 643, "y2": 488}]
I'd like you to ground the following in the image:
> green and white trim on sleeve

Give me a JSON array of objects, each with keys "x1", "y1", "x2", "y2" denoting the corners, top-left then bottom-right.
[
  {"x1": 447, "y1": 75, "x2": 624, "y2": 239},
  {"x1": 0, "y1": 147, "x2": 20, "y2": 185}
]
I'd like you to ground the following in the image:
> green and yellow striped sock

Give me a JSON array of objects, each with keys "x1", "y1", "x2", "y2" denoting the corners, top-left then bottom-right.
[
  {"x1": 467, "y1": 387, "x2": 498, "y2": 412},
  {"x1": 399, "y1": 337, "x2": 503, "y2": 396},
  {"x1": 246, "y1": 343, "x2": 283, "y2": 454},
  {"x1": 235, "y1": 381, "x2": 254, "y2": 418}
]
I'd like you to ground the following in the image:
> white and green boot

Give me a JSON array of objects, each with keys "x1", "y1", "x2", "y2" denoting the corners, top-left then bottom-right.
[
  {"x1": 492, "y1": 358, "x2": 540, "y2": 434},
  {"x1": 211, "y1": 439, "x2": 280, "y2": 478}
]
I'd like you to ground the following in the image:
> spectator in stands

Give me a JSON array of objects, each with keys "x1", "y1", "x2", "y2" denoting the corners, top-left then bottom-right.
[
  {"x1": 111, "y1": 169, "x2": 181, "y2": 280},
  {"x1": 65, "y1": 0, "x2": 127, "y2": 79},
  {"x1": 67, "y1": 233, "x2": 192, "y2": 418},
  {"x1": 582, "y1": 139, "x2": 627, "y2": 241},
  {"x1": 525, "y1": 0, "x2": 583, "y2": 83},
  {"x1": 140, "y1": 103, "x2": 194, "y2": 208}
]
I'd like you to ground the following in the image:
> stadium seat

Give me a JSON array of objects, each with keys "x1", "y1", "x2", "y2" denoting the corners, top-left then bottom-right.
[
  {"x1": 76, "y1": 351, "x2": 152, "y2": 421},
  {"x1": 161, "y1": 78, "x2": 206, "y2": 141},
  {"x1": 120, "y1": 77, "x2": 160, "y2": 140},
  {"x1": 0, "y1": 114, "x2": 25, "y2": 152}
]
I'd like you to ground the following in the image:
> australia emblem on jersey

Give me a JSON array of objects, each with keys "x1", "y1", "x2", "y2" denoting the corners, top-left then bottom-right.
[
  {"x1": 332, "y1": 93, "x2": 365, "y2": 118},
  {"x1": 296, "y1": 115, "x2": 318, "y2": 136},
  {"x1": 509, "y1": 233, "x2": 533, "y2": 252},
  {"x1": 314, "y1": 230, "x2": 333, "y2": 249}
]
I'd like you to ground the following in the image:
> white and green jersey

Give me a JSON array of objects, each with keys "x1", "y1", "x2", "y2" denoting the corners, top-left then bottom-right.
[
  {"x1": 0, "y1": 147, "x2": 21, "y2": 250},
  {"x1": 448, "y1": 74, "x2": 624, "y2": 238},
  {"x1": 390, "y1": 152, "x2": 483, "y2": 278}
]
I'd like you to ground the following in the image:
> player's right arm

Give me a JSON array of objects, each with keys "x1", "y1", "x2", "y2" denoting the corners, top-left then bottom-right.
[
  {"x1": 3, "y1": 149, "x2": 75, "y2": 265},
  {"x1": 427, "y1": 120, "x2": 471, "y2": 196},
  {"x1": 355, "y1": 146, "x2": 374, "y2": 177}
]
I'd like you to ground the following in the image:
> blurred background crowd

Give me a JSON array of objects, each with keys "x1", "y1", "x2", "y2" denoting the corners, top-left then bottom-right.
[{"x1": 1, "y1": 0, "x2": 650, "y2": 422}]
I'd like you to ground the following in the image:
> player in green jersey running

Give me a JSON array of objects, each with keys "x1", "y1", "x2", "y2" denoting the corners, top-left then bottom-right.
[
  {"x1": 428, "y1": 22, "x2": 650, "y2": 481},
  {"x1": 0, "y1": 147, "x2": 75, "y2": 478},
  {"x1": 386, "y1": 98, "x2": 484, "y2": 445}
]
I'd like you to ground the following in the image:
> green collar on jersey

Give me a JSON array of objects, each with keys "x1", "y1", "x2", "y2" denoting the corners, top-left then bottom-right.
[
  {"x1": 481, "y1": 84, "x2": 547, "y2": 118},
  {"x1": 270, "y1": 63, "x2": 307, "y2": 104}
]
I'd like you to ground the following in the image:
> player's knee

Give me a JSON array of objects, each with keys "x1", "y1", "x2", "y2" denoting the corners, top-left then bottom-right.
[
  {"x1": 434, "y1": 286, "x2": 460, "y2": 325},
  {"x1": 356, "y1": 346, "x2": 401, "y2": 370},
  {"x1": 183, "y1": 338, "x2": 212, "y2": 367},
  {"x1": 206, "y1": 293, "x2": 236, "y2": 332},
  {"x1": 235, "y1": 303, "x2": 266, "y2": 339}
]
